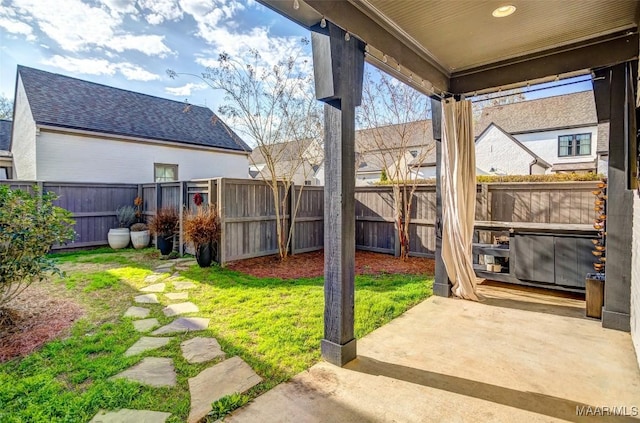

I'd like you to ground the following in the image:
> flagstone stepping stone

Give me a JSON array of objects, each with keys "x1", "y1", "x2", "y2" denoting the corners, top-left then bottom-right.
[
  {"x1": 181, "y1": 337, "x2": 225, "y2": 364},
  {"x1": 135, "y1": 294, "x2": 159, "y2": 304},
  {"x1": 187, "y1": 356, "x2": 262, "y2": 423},
  {"x1": 144, "y1": 273, "x2": 167, "y2": 284},
  {"x1": 90, "y1": 408, "x2": 171, "y2": 423},
  {"x1": 174, "y1": 258, "x2": 196, "y2": 264},
  {"x1": 133, "y1": 318, "x2": 160, "y2": 333},
  {"x1": 124, "y1": 306, "x2": 150, "y2": 319},
  {"x1": 165, "y1": 292, "x2": 188, "y2": 300},
  {"x1": 113, "y1": 357, "x2": 176, "y2": 387},
  {"x1": 124, "y1": 336, "x2": 174, "y2": 357},
  {"x1": 152, "y1": 317, "x2": 210, "y2": 335},
  {"x1": 163, "y1": 302, "x2": 199, "y2": 317},
  {"x1": 140, "y1": 283, "x2": 166, "y2": 293},
  {"x1": 154, "y1": 267, "x2": 173, "y2": 274},
  {"x1": 173, "y1": 281, "x2": 196, "y2": 290}
]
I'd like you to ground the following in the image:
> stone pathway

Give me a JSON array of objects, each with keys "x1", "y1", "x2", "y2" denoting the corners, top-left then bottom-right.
[
  {"x1": 152, "y1": 317, "x2": 210, "y2": 335},
  {"x1": 124, "y1": 337, "x2": 173, "y2": 357},
  {"x1": 124, "y1": 306, "x2": 150, "y2": 319},
  {"x1": 181, "y1": 337, "x2": 225, "y2": 364},
  {"x1": 140, "y1": 283, "x2": 166, "y2": 293},
  {"x1": 165, "y1": 292, "x2": 188, "y2": 300},
  {"x1": 134, "y1": 294, "x2": 159, "y2": 304},
  {"x1": 113, "y1": 357, "x2": 177, "y2": 387},
  {"x1": 162, "y1": 302, "x2": 199, "y2": 317},
  {"x1": 94, "y1": 262, "x2": 261, "y2": 421},
  {"x1": 90, "y1": 409, "x2": 171, "y2": 423},
  {"x1": 188, "y1": 356, "x2": 262, "y2": 423},
  {"x1": 172, "y1": 281, "x2": 196, "y2": 290},
  {"x1": 133, "y1": 318, "x2": 159, "y2": 333}
]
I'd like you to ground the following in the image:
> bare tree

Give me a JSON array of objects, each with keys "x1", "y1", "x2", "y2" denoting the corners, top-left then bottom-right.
[
  {"x1": 359, "y1": 69, "x2": 432, "y2": 259},
  {"x1": 169, "y1": 41, "x2": 322, "y2": 260},
  {"x1": 0, "y1": 95, "x2": 13, "y2": 120}
]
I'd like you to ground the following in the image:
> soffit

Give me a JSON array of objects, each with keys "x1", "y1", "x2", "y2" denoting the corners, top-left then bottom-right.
[{"x1": 357, "y1": 0, "x2": 640, "y2": 73}]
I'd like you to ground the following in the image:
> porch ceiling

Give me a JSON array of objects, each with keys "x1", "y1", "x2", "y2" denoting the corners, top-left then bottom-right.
[{"x1": 258, "y1": 0, "x2": 640, "y2": 95}]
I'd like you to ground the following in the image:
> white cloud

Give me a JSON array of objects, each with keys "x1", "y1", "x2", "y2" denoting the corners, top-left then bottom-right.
[
  {"x1": 179, "y1": 0, "x2": 245, "y2": 41},
  {"x1": 42, "y1": 55, "x2": 160, "y2": 81},
  {"x1": 117, "y1": 63, "x2": 161, "y2": 81},
  {"x1": 9, "y1": 0, "x2": 173, "y2": 56},
  {"x1": 106, "y1": 34, "x2": 172, "y2": 57},
  {"x1": 0, "y1": 15, "x2": 36, "y2": 41},
  {"x1": 165, "y1": 82, "x2": 207, "y2": 96},
  {"x1": 42, "y1": 55, "x2": 117, "y2": 76},
  {"x1": 195, "y1": 26, "x2": 310, "y2": 71},
  {"x1": 138, "y1": 0, "x2": 182, "y2": 25}
]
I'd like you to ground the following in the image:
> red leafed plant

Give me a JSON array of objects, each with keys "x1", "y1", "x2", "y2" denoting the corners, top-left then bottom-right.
[{"x1": 193, "y1": 193, "x2": 203, "y2": 207}]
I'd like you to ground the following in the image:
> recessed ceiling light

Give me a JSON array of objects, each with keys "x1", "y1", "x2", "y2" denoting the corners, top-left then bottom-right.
[{"x1": 492, "y1": 5, "x2": 516, "y2": 17}]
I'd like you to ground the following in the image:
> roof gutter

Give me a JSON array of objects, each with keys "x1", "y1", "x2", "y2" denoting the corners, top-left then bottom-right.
[{"x1": 36, "y1": 124, "x2": 251, "y2": 156}]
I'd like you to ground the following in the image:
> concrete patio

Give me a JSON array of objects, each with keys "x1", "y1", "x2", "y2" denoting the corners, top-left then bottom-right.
[{"x1": 229, "y1": 282, "x2": 640, "y2": 422}]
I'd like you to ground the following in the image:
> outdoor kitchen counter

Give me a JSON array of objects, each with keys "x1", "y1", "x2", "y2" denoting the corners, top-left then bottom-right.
[{"x1": 473, "y1": 221, "x2": 598, "y2": 292}]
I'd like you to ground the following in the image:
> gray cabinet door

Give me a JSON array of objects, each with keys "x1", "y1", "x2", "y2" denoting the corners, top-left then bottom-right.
[
  {"x1": 513, "y1": 234, "x2": 555, "y2": 283},
  {"x1": 554, "y1": 237, "x2": 592, "y2": 288}
]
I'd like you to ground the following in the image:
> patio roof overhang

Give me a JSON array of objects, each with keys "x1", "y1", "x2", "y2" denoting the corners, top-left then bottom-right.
[
  {"x1": 258, "y1": 0, "x2": 640, "y2": 366},
  {"x1": 258, "y1": 0, "x2": 639, "y2": 96}
]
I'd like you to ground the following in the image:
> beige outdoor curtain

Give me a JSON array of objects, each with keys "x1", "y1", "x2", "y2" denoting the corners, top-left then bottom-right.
[{"x1": 441, "y1": 98, "x2": 479, "y2": 301}]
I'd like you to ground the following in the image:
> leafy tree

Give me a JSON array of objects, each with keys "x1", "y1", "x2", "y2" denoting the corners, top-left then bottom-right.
[
  {"x1": 359, "y1": 69, "x2": 432, "y2": 259},
  {"x1": 169, "y1": 40, "x2": 322, "y2": 260},
  {"x1": 0, "y1": 186, "x2": 75, "y2": 320},
  {"x1": 380, "y1": 168, "x2": 388, "y2": 182},
  {"x1": 0, "y1": 94, "x2": 13, "y2": 120}
]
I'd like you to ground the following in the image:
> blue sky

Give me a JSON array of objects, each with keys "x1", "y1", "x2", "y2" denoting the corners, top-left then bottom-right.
[
  {"x1": 0, "y1": 0, "x2": 310, "y2": 108},
  {"x1": 0, "y1": 0, "x2": 590, "y2": 113}
]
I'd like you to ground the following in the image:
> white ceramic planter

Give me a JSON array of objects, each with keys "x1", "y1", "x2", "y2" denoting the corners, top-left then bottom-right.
[
  {"x1": 108, "y1": 228, "x2": 130, "y2": 249},
  {"x1": 130, "y1": 230, "x2": 150, "y2": 249}
]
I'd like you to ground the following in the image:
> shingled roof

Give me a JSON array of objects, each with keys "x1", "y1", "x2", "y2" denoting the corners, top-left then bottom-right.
[
  {"x1": 17, "y1": 66, "x2": 251, "y2": 152},
  {"x1": 0, "y1": 120, "x2": 11, "y2": 151},
  {"x1": 475, "y1": 90, "x2": 597, "y2": 136}
]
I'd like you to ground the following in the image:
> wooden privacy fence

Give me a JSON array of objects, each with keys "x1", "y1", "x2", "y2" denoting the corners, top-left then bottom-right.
[{"x1": 1, "y1": 179, "x2": 598, "y2": 260}]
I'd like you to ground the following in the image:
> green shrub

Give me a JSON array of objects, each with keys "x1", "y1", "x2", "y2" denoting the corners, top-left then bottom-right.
[
  {"x1": 0, "y1": 185, "x2": 75, "y2": 309},
  {"x1": 375, "y1": 173, "x2": 603, "y2": 185}
]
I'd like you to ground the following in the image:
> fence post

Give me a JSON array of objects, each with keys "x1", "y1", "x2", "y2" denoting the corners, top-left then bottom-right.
[
  {"x1": 154, "y1": 183, "x2": 162, "y2": 248},
  {"x1": 289, "y1": 183, "x2": 296, "y2": 255},
  {"x1": 217, "y1": 178, "x2": 226, "y2": 267},
  {"x1": 179, "y1": 181, "x2": 185, "y2": 256},
  {"x1": 393, "y1": 187, "x2": 402, "y2": 257}
]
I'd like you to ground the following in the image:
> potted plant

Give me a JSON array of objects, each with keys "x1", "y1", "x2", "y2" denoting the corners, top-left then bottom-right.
[
  {"x1": 130, "y1": 222, "x2": 150, "y2": 249},
  {"x1": 108, "y1": 205, "x2": 136, "y2": 249},
  {"x1": 184, "y1": 202, "x2": 220, "y2": 268},
  {"x1": 148, "y1": 207, "x2": 179, "y2": 256}
]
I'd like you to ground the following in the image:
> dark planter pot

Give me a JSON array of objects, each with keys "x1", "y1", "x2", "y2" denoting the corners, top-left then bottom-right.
[
  {"x1": 157, "y1": 235, "x2": 174, "y2": 256},
  {"x1": 196, "y1": 243, "x2": 213, "y2": 268}
]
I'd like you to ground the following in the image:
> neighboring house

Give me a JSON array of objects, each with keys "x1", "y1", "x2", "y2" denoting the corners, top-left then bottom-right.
[
  {"x1": 0, "y1": 119, "x2": 12, "y2": 179},
  {"x1": 249, "y1": 138, "x2": 323, "y2": 186},
  {"x1": 475, "y1": 123, "x2": 551, "y2": 175},
  {"x1": 10, "y1": 66, "x2": 251, "y2": 183},
  {"x1": 354, "y1": 120, "x2": 435, "y2": 186},
  {"x1": 475, "y1": 90, "x2": 605, "y2": 175}
]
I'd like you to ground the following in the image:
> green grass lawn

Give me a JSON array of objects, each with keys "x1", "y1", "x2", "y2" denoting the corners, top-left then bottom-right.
[{"x1": 0, "y1": 249, "x2": 432, "y2": 422}]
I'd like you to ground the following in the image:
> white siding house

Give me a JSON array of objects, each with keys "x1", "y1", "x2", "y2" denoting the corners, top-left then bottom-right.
[
  {"x1": 10, "y1": 66, "x2": 251, "y2": 183},
  {"x1": 476, "y1": 90, "x2": 603, "y2": 174}
]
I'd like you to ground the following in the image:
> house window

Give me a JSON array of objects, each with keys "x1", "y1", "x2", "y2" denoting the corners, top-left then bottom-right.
[
  {"x1": 304, "y1": 180, "x2": 312, "y2": 186},
  {"x1": 558, "y1": 134, "x2": 591, "y2": 157},
  {"x1": 154, "y1": 163, "x2": 178, "y2": 182},
  {"x1": 0, "y1": 167, "x2": 10, "y2": 180}
]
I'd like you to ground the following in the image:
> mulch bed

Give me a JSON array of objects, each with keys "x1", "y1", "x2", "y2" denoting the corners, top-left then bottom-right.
[
  {"x1": 0, "y1": 285, "x2": 84, "y2": 363},
  {"x1": 226, "y1": 250, "x2": 435, "y2": 279}
]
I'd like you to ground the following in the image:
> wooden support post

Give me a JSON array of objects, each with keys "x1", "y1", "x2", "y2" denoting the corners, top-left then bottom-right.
[
  {"x1": 593, "y1": 62, "x2": 635, "y2": 331},
  {"x1": 430, "y1": 98, "x2": 452, "y2": 297},
  {"x1": 154, "y1": 183, "x2": 161, "y2": 248},
  {"x1": 312, "y1": 21, "x2": 364, "y2": 366}
]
